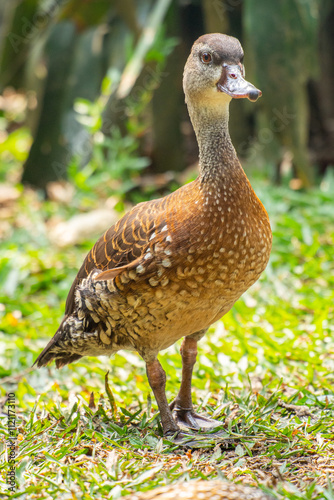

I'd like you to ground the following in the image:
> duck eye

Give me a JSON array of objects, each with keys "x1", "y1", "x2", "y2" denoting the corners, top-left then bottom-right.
[{"x1": 201, "y1": 52, "x2": 212, "y2": 64}]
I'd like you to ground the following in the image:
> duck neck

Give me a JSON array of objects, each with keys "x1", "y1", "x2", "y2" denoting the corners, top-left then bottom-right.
[{"x1": 187, "y1": 100, "x2": 240, "y2": 183}]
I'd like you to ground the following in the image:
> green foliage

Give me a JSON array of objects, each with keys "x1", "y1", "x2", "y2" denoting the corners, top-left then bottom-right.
[
  {"x1": 0, "y1": 0, "x2": 176, "y2": 189},
  {"x1": 0, "y1": 174, "x2": 333, "y2": 498},
  {"x1": 0, "y1": 91, "x2": 32, "y2": 182},
  {"x1": 68, "y1": 123, "x2": 150, "y2": 199}
]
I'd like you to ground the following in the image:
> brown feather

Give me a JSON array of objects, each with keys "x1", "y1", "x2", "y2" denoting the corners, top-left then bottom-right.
[{"x1": 34, "y1": 34, "x2": 272, "y2": 442}]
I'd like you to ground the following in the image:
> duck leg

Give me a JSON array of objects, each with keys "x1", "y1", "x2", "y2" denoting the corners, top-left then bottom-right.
[
  {"x1": 146, "y1": 358, "x2": 180, "y2": 437},
  {"x1": 170, "y1": 332, "x2": 222, "y2": 431}
]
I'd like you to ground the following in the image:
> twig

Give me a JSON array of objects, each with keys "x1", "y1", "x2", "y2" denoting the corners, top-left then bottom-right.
[
  {"x1": 277, "y1": 399, "x2": 312, "y2": 417},
  {"x1": 117, "y1": 0, "x2": 172, "y2": 99},
  {"x1": 0, "y1": 367, "x2": 34, "y2": 385}
]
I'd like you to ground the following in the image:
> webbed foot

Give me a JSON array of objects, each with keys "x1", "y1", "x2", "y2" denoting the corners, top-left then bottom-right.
[
  {"x1": 170, "y1": 402, "x2": 223, "y2": 431},
  {"x1": 163, "y1": 426, "x2": 234, "y2": 449}
]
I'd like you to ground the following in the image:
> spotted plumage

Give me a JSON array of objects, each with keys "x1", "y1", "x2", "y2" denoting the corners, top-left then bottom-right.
[{"x1": 35, "y1": 33, "x2": 272, "y2": 439}]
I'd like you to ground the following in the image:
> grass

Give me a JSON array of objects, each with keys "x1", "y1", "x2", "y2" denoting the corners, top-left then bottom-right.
[{"x1": 0, "y1": 172, "x2": 334, "y2": 499}]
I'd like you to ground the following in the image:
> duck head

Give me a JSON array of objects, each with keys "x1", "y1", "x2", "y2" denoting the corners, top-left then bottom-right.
[{"x1": 183, "y1": 33, "x2": 261, "y2": 106}]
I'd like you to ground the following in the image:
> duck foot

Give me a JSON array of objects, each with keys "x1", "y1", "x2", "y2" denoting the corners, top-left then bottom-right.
[
  {"x1": 164, "y1": 428, "x2": 235, "y2": 449},
  {"x1": 170, "y1": 404, "x2": 223, "y2": 432},
  {"x1": 163, "y1": 430, "x2": 195, "y2": 445}
]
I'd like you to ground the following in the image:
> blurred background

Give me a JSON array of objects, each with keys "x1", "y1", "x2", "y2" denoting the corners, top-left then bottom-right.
[{"x1": 0, "y1": 0, "x2": 333, "y2": 197}]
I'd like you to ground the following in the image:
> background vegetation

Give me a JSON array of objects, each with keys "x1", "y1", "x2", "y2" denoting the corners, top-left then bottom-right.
[
  {"x1": 0, "y1": 0, "x2": 334, "y2": 499},
  {"x1": 0, "y1": 0, "x2": 334, "y2": 188}
]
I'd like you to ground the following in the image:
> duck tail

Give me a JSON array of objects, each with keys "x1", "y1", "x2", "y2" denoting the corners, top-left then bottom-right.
[{"x1": 33, "y1": 316, "x2": 83, "y2": 369}]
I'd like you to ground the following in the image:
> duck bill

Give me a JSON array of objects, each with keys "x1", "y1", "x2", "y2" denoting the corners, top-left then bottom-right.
[{"x1": 217, "y1": 64, "x2": 262, "y2": 102}]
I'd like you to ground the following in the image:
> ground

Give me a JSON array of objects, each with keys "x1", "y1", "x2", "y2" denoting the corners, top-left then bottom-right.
[{"x1": 0, "y1": 174, "x2": 334, "y2": 499}]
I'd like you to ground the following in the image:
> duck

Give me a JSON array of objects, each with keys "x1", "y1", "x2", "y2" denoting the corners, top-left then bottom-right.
[
  {"x1": 35, "y1": 33, "x2": 272, "y2": 439},
  {"x1": 122, "y1": 480, "x2": 274, "y2": 500}
]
